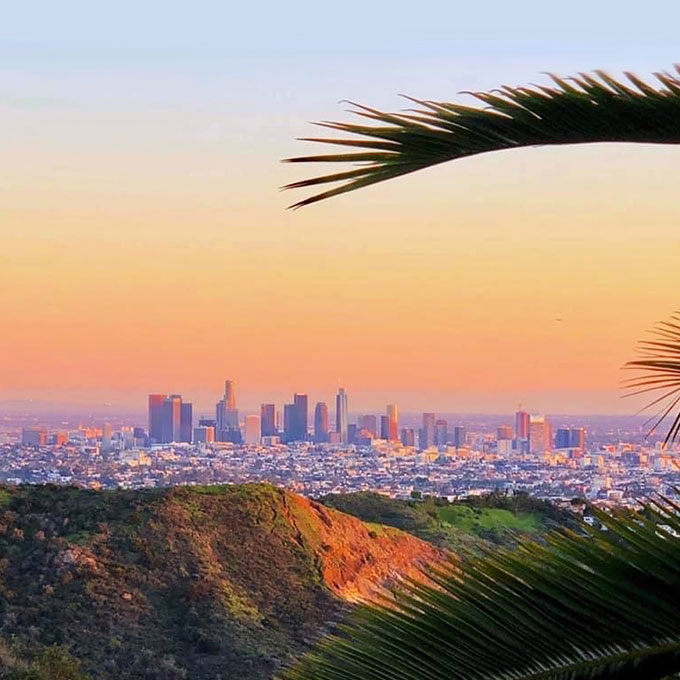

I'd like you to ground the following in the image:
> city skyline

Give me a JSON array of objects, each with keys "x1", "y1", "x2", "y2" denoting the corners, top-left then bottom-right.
[
  {"x1": 6, "y1": 382, "x2": 667, "y2": 509},
  {"x1": 140, "y1": 379, "x2": 591, "y2": 451},
  {"x1": 24, "y1": 389, "x2": 585, "y2": 455},
  {"x1": 0, "y1": 390, "x2": 661, "y2": 420},
  {"x1": 7, "y1": 388, "x2": 672, "y2": 511}
]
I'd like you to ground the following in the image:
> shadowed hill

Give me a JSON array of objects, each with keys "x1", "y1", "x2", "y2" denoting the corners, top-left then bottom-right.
[{"x1": 0, "y1": 484, "x2": 441, "y2": 680}]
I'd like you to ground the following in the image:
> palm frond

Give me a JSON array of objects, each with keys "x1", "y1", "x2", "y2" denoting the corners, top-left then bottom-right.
[
  {"x1": 284, "y1": 66, "x2": 680, "y2": 208},
  {"x1": 623, "y1": 311, "x2": 680, "y2": 447},
  {"x1": 282, "y1": 503, "x2": 680, "y2": 680}
]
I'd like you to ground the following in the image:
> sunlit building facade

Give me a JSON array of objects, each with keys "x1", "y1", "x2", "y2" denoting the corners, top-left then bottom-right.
[
  {"x1": 314, "y1": 402, "x2": 329, "y2": 443},
  {"x1": 260, "y1": 403, "x2": 277, "y2": 437},
  {"x1": 336, "y1": 388, "x2": 348, "y2": 444},
  {"x1": 244, "y1": 415, "x2": 261, "y2": 445},
  {"x1": 420, "y1": 412, "x2": 435, "y2": 449},
  {"x1": 529, "y1": 415, "x2": 551, "y2": 454},
  {"x1": 387, "y1": 403, "x2": 399, "y2": 441}
]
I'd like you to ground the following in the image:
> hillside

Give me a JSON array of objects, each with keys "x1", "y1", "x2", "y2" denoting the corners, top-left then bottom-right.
[
  {"x1": 321, "y1": 490, "x2": 579, "y2": 552},
  {"x1": 0, "y1": 484, "x2": 441, "y2": 680}
]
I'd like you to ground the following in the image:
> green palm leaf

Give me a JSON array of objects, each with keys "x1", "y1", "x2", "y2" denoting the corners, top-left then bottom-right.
[
  {"x1": 284, "y1": 67, "x2": 680, "y2": 208},
  {"x1": 623, "y1": 311, "x2": 680, "y2": 447},
  {"x1": 282, "y1": 503, "x2": 680, "y2": 680}
]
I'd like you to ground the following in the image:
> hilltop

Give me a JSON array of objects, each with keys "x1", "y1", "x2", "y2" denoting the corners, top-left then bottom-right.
[{"x1": 0, "y1": 484, "x2": 441, "y2": 680}]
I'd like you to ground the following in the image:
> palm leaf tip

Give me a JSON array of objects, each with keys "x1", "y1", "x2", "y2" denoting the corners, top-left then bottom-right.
[
  {"x1": 623, "y1": 311, "x2": 680, "y2": 446},
  {"x1": 284, "y1": 66, "x2": 680, "y2": 208}
]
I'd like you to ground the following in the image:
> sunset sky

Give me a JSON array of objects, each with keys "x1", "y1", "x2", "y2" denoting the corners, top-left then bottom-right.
[{"x1": 2, "y1": 1, "x2": 680, "y2": 415}]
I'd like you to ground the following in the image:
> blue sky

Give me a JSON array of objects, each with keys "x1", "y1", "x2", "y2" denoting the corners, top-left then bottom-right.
[{"x1": 4, "y1": 2, "x2": 680, "y2": 106}]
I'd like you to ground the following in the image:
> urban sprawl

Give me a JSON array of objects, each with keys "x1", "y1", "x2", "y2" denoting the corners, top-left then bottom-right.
[{"x1": 4, "y1": 380, "x2": 679, "y2": 510}]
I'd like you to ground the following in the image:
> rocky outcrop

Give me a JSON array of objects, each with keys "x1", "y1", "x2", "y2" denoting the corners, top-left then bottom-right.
[{"x1": 285, "y1": 494, "x2": 444, "y2": 601}]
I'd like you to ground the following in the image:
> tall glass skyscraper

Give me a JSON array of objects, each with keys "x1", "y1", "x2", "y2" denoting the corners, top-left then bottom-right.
[
  {"x1": 435, "y1": 419, "x2": 448, "y2": 446},
  {"x1": 294, "y1": 393, "x2": 308, "y2": 441},
  {"x1": 555, "y1": 428, "x2": 571, "y2": 449},
  {"x1": 453, "y1": 425, "x2": 467, "y2": 448},
  {"x1": 216, "y1": 378, "x2": 240, "y2": 442},
  {"x1": 386, "y1": 403, "x2": 398, "y2": 441},
  {"x1": 420, "y1": 412, "x2": 435, "y2": 449},
  {"x1": 283, "y1": 393, "x2": 308, "y2": 442},
  {"x1": 515, "y1": 409, "x2": 530, "y2": 453},
  {"x1": 529, "y1": 415, "x2": 551, "y2": 454},
  {"x1": 180, "y1": 402, "x2": 193, "y2": 443},
  {"x1": 283, "y1": 403, "x2": 296, "y2": 443},
  {"x1": 260, "y1": 403, "x2": 277, "y2": 437},
  {"x1": 336, "y1": 388, "x2": 348, "y2": 443},
  {"x1": 570, "y1": 427, "x2": 585, "y2": 449},
  {"x1": 244, "y1": 415, "x2": 260, "y2": 445},
  {"x1": 555, "y1": 427, "x2": 585, "y2": 449},
  {"x1": 516, "y1": 410, "x2": 530, "y2": 438},
  {"x1": 380, "y1": 415, "x2": 389, "y2": 439},
  {"x1": 314, "y1": 402, "x2": 329, "y2": 443},
  {"x1": 148, "y1": 394, "x2": 166, "y2": 443},
  {"x1": 224, "y1": 380, "x2": 236, "y2": 409},
  {"x1": 162, "y1": 395, "x2": 182, "y2": 443}
]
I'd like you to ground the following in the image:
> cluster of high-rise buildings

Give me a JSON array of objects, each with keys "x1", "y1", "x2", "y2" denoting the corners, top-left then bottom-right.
[
  {"x1": 145, "y1": 382, "x2": 583, "y2": 455},
  {"x1": 147, "y1": 382, "x2": 244, "y2": 446},
  {"x1": 511, "y1": 410, "x2": 585, "y2": 455},
  {"x1": 147, "y1": 394, "x2": 193, "y2": 444},
  {"x1": 147, "y1": 381, "x2": 405, "y2": 447}
]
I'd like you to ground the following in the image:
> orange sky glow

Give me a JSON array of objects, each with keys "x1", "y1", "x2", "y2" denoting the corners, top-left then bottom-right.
[
  {"x1": 2, "y1": 5, "x2": 680, "y2": 414},
  {"x1": 3, "y1": 139, "x2": 679, "y2": 414}
]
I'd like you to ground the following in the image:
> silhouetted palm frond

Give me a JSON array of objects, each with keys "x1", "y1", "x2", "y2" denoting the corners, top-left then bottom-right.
[
  {"x1": 284, "y1": 67, "x2": 680, "y2": 208},
  {"x1": 282, "y1": 501, "x2": 680, "y2": 680},
  {"x1": 624, "y1": 312, "x2": 680, "y2": 447}
]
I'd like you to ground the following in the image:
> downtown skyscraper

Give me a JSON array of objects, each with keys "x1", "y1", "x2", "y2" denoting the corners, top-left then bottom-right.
[
  {"x1": 148, "y1": 394, "x2": 166, "y2": 443},
  {"x1": 244, "y1": 415, "x2": 261, "y2": 445},
  {"x1": 260, "y1": 403, "x2": 277, "y2": 437},
  {"x1": 314, "y1": 402, "x2": 329, "y2": 443},
  {"x1": 223, "y1": 380, "x2": 236, "y2": 409},
  {"x1": 420, "y1": 412, "x2": 435, "y2": 449},
  {"x1": 216, "y1": 379, "x2": 241, "y2": 443},
  {"x1": 386, "y1": 403, "x2": 399, "y2": 441},
  {"x1": 435, "y1": 419, "x2": 448, "y2": 447},
  {"x1": 529, "y1": 415, "x2": 551, "y2": 454},
  {"x1": 283, "y1": 393, "x2": 308, "y2": 443},
  {"x1": 336, "y1": 388, "x2": 348, "y2": 444},
  {"x1": 515, "y1": 409, "x2": 530, "y2": 454},
  {"x1": 453, "y1": 425, "x2": 466, "y2": 448},
  {"x1": 294, "y1": 393, "x2": 308, "y2": 440},
  {"x1": 555, "y1": 427, "x2": 585, "y2": 450}
]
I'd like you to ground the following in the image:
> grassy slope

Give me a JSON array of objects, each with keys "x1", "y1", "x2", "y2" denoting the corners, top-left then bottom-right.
[
  {"x1": 435, "y1": 505, "x2": 542, "y2": 534},
  {"x1": 320, "y1": 492, "x2": 490, "y2": 554},
  {"x1": 0, "y1": 484, "x2": 440, "y2": 680},
  {"x1": 320, "y1": 491, "x2": 576, "y2": 553}
]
